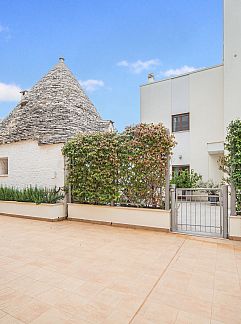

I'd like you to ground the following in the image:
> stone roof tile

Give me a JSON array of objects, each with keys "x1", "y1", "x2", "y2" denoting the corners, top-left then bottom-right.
[{"x1": 0, "y1": 58, "x2": 113, "y2": 144}]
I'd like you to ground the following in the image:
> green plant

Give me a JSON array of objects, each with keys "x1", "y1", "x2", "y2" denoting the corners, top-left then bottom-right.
[
  {"x1": 197, "y1": 179, "x2": 219, "y2": 187},
  {"x1": 197, "y1": 179, "x2": 220, "y2": 195},
  {"x1": 0, "y1": 186, "x2": 63, "y2": 204},
  {"x1": 171, "y1": 169, "x2": 202, "y2": 188},
  {"x1": 62, "y1": 123, "x2": 175, "y2": 208},
  {"x1": 222, "y1": 119, "x2": 241, "y2": 213},
  {"x1": 63, "y1": 131, "x2": 120, "y2": 205},
  {"x1": 120, "y1": 123, "x2": 175, "y2": 207}
]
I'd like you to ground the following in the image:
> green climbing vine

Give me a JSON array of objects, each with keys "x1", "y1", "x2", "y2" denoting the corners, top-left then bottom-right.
[
  {"x1": 62, "y1": 123, "x2": 175, "y2": 208},
  {"x1": 224, "y1": 119, "x2": 241, "y2": 213}
]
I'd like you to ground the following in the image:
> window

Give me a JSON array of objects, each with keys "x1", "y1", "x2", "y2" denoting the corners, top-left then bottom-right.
[
  {"x1": 172, "y1": 113, "x2": 190, "y2": 132},
  {"x1": 172, "y1": 165, "x2": 190, "y2": 176},
  {"x1": 0, "y1": 158, "x2": 8, "y2": 176}
]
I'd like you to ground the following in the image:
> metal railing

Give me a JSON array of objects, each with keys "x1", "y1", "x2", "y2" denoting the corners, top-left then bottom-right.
[{"x1": 171, "y1": 185, "x2": 228, "y2": 238}]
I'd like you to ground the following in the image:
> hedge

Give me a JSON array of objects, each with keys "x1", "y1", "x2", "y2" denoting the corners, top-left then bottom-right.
[
  {"x1": 62, "y1": 123, "x2": 175, "y2": 208},
  {"x1": 225, "y1": 119, "x2": 241, "y2": 213},
  {"x1": 0, "y1": 186, "x2": 64, "y2": 204}
]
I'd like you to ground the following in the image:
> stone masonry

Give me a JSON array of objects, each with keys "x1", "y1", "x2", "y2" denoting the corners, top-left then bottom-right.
[{"x1": 0, "y1": 58, "x2": 113, "y2": 144}]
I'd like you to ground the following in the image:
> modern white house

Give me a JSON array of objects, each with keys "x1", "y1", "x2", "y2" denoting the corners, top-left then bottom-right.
[
  {"x1": 140, "y1": 0, "x2": 241, "y2": 183},
  {"x1": 0, "y1": 58, "x2": 113, "y2": 189}
]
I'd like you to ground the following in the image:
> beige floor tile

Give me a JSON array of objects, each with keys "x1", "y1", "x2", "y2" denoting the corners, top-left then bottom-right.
[
  {"x1": 27, "y1": 268, "x2": 67, "y2": 285},
  {"x1": 0, "y1": 314, "x2": 24, "y2": 323},
  {"x1": 213, "y1": 290, "x2": 241, "y2": 313},
  {"x1": 185, "y1": 285, "x2": 213, "y2": 302},
  {"x1": 182, "y1": 295, "x2": 212, "y2": 318},
  {"x1": 170, "y1": 259, "x2": 195, "y2": 274},
  {"x1": 104, "y1": 294, "x2": 144, "y2": 324},
  {"x1": 4, "y1": 298, "x2": 51, "y2": 323},
  {"x1": 214, "y1": 275, "x2": 241, "y2": 295},
  {"x1": 0, "y1": 288, "x2": 20, "y2": 308},
  {"x1": 150, "y1": 288, "x2": 212, "y2": 318},
  {"x1": 2, "y1": 293, "x2": 34, "y2": 314},
  {"x1": 0, "y1": 271, "x2": 23, "y2": 286},
  {"x1": 76, "y1": 280, "x2": 106, "y2": 298},
  {"x1": 159, "y1": 270, "x2": 192, "y2": 292},
  {"x1": 0, "y1": 311, "x2": 6, "y2": 319},
  {"x1": 189, "y1": 272, "x2": 214, "y2": 290},
  {"x1": 193, "y1": 260, "x2": 216, "y2": 274},
  {"x1": 35, "y1": 287, "x2": 86, "y2": 314},
  {"x1": 71, "y1": 303, "x2": 112, "y2": 323},
  {"x1": 214, "y1": 269, "x2": 239, "y2": 281},
  {"x1": 89, "y1": 287, "x2": 125, "y2": 309},
  {"x1": 175, "y1": 310, "x2": 210, "y2": 324},
  {"x1": 212, "y1": 304, "x2": 241, "y2": 324},
  {"x1": 52, "y1": 276, "x2": 85, "y2": 293},
  {"x1": 138, "y1": 301, "x2": 178, "y2": 323},
  {"x1": 131, "y1": 316, "x2": 154, "y2": 324},
  {"x1": 1, "y1": 217, "x2": 241, "y2": 324},
  {"x1": 104, "y1": 310, "x2": 135, "y2": 324},
  {"x1": 30, "y1": 307, "x2": 80, "y2": 324},
  {"x1": 6, "y1": 276, "x2": 52, "y2": 297},
  {"x1": 3, "y1": 264, "x2": 41, "y2": 277}
]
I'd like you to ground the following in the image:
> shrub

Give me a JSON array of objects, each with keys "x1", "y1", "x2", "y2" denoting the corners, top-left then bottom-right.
[
  {"x1": 197, "y1": 179, "x2": 220, "y2": 195},
  {"x1": 63, "y1": 132, "x2": 120, "y2": 205},
  {"x1": 223, "y1": 119, "x2": 241, "y2": 213},
  {"x1": 0, "y1": 186, "x2": 64, "y2": 204},
  {"x1": 62, "y1": 123, "x2": 175, "y2": 208},
  {"x1": 171, "y1": 169, "x2": 202, "y2": 188},
  {"x1": 119, "y1": 124, "x2": 175, "y2": 207}
]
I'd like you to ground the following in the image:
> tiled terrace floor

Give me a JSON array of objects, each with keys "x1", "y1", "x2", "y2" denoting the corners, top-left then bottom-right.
[{"x1": 0, "y1": 217, "x2": 241, "y2": 324}]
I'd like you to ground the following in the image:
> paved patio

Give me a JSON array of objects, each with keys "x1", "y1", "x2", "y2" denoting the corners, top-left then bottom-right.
[{"x1": 0, "y1": 216, "x2": 241, "y2": 324}]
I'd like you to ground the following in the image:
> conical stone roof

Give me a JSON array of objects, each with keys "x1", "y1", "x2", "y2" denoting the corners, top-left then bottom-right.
[{"x1": 0, "y1": 58, "x2": 113, "y2": 144}]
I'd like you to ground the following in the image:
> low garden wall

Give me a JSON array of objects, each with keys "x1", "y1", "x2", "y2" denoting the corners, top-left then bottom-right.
[
  {"x1": 0, "y1": 201, "x2": 65, "y2": 221},
  {"x1": 229, "y1": 215, "x2": 241, "y2": 241},
  {"x1": 0, "y1": 186, "x2": 65, "y2": 221},
  {"x1": 68, "y1": 203, "x2": 170, "y2": 231}
]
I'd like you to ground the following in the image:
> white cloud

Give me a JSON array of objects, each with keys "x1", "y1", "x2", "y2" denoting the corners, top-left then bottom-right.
[
  {"x1": 162, "y1": 65, "x2": 202, "y2": 78},
  {"x1": 0, "y1": 25, "x2": 11, "y2": 41},
  {"x1": 117, "y1": 60, "x2": 129, "y2": 67},
  {"x1": 0, "y1": 24, "x2": 9, "y2": 33},
  {"x1": 0, "y1": 82, "x2": 21, "y2": 102},
  {"x1": 79, "y1": 79, "x2": 104, "y2": 92},
  {"x1": 117, "y1": 59, "x2": 160, "y2": 74},
  {"x1": 0, "y1": 25, "x2": 6, "y2": 33}
]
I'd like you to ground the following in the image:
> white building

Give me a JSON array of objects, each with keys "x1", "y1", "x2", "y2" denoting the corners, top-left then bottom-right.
[
  {"x1": 140, "y1": 0, "x2": 241, "y2": 183},
  {"x1": 0, "y1": 58, "x2": 113, "y2": 188}
]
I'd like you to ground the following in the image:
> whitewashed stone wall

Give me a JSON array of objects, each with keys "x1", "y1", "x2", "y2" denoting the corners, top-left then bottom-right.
[{"x1": 0, "y1": 140, "x2": 64, "y2": 189}]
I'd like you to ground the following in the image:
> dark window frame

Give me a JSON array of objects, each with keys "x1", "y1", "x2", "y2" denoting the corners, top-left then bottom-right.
[
  {"x1": 172, "y1": 113, "x2": 190, "y2": 132},
  {"x1": 172, "y1": 165, "x2": 190, "y2": 176}
]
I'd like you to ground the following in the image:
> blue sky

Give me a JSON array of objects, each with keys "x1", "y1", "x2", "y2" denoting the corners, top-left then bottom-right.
[{"x1": 0, "y1": 0, "x2": 223, "y2": 130}]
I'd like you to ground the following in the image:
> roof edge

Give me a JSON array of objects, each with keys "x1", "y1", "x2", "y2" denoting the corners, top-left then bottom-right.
[{"x1": 140, "y1": 64, "x2": 224, "y2": 87}]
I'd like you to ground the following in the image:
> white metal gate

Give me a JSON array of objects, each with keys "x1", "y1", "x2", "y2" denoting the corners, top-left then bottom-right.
[{"x1": 171, "y1": 186, "x2": 228, "y2": 238}]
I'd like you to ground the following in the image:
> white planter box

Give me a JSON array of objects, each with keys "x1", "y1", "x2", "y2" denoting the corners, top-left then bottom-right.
[
  {"x1": 68, "y1": 203, "x2": 171, "y2": 231},
  {"x1": 229, "y1": 215, "x2": 241, "y2": 240},
  {"x1": 0, "y1": 201, "x2": 65, "y2": 221}
]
